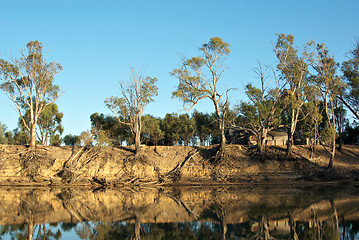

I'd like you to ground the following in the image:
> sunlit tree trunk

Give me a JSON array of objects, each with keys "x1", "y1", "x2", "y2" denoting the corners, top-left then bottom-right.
[
  {"x1": 134, "y1": 115, "x2": 141, "y2": 153},
  {"x1": 214, "y1": 100, "x2": 226, "y2": 154},
  {"x1": 259, "y1": 128, "x2": 268, "y2": 154},
  {"x1": 29, "y1": 116, "x2": 37, "y2": 150},
  {"x1": 27, "y1": 220, "x2": 33, "y2": 240},
  {"x1": 134, "y1": 214, "x2": 141, "y2": 240}
]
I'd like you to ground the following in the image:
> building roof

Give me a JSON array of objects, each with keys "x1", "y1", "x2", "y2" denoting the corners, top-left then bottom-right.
[{"x1": 267, "y1": 130, "x2": 288, "y2": 137}]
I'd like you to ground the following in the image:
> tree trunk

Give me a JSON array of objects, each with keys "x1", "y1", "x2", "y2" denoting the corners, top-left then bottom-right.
[
  {"x1": 329, "y1": 197, "x2": 340, "y2": 239},
  {"x1": 221, "y1": 219, "x2": 227, "y2": 240},
  {"x1": 27, "y1": 220, "x2": 33, "y2": 240},
  {"x1": 260, "y1": 128, "x2": 268, "y2": 154},
  {"x1": 135, "y1": 130, "x2": 141, "y2": 152},
  {"x1": 287, "y1": 129, "x2": 293, "y2": 157},
  {"x1": 134, "y1": 115, "x2": 141, "y2": 153},
  {"x1": 219, "y1": 119, "x2": 226, "y2": 150},
  {"x1": 327, "y1": 139, "x2": 336, "y2": 171},
  {"x1": 289, "y1": 213, "x2": 298, "y2": 240},
  {"x1": 338, "y1": 123, "x2": 343, "y2": 152},
  {"x1": 29, "y1": 120, "x2": 37, "y2": 150},
  {"x1": 134, "y1": 215, "x2": 141, "y2": 240}
]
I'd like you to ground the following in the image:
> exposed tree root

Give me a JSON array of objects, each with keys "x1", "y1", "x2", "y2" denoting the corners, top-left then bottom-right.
[
  {"x1": 59, "y1": 146, "x2": 101, "y2": 184},
  {"x1": 161, "y1": 150, "x2": 198, "y2": 183},
  {"x1": 18, "y1": 149, "x2": 55, "y2": 182}
]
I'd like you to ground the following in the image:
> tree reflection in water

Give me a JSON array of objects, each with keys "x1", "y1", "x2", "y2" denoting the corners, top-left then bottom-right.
[{"x1": 0, "y1": 186, "x2": 359, "y2": 239}]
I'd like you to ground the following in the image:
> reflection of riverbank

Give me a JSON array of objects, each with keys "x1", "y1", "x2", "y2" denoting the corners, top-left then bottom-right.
[
  {"x1": 0, "y1": 186, "x2": 358, "y2": 239},
  {"x1": 0, "y1": 186, "x2": 358, "y2": 225}
]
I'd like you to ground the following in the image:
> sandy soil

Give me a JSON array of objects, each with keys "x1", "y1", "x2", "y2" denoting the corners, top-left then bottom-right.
[{"x1": 0, "y1": 144, "x2": 358, "y2": 186}]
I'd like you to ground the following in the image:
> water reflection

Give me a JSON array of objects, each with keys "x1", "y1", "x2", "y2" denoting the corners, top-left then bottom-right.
[{"x1": 0, "y1": 186, "x2": 358, "y2": 239}]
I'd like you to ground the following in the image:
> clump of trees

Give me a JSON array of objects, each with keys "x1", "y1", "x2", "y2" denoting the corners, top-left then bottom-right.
[
  {"x1": 0, "y1": 103, "x2": 63, "y2": 146},
  {"x1": 1, "y1": 36, "x2": 359, "y2": 172},
  {"x1": 89, "y1": 111, "x2": 216, "y2": 147}
]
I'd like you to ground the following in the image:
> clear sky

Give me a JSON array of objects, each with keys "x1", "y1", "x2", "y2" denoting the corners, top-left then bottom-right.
[{"x1": 0, "y1": 0, "x2": 358, "y2": 136}]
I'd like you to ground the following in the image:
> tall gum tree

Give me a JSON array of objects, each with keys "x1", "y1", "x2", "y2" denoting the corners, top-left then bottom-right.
[
  {"x1": 105, "y1": 68, "x2": 158, "y2": 153},
  {"x1": 0, "y1": 41, "x2": 62, "y2": 150},
  {"x1": 171, "y1": 37, "x2": 231, "y2": 156},
  {"x1": 310, "y1": 43, "x2": 344, "y2": 171},
  {"x1": 237, "y1": 63, "x2": 285, "y2": 154},
  {"x1": 340, "y1": 40, "x2": 359, "y2": 120},
  {"x1": 274, "y1": 34, "x2": 313, "y2": 156}
]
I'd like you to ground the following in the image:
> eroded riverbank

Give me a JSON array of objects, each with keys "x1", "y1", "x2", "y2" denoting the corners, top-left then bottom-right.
[{"x1": 0, "y1": 144, "x2": 359, "y2": 186}]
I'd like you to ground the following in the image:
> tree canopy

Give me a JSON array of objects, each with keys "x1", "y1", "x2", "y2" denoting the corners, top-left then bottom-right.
[{"x1": 0, "y1": 41, "x2": 62, "y2": 150}]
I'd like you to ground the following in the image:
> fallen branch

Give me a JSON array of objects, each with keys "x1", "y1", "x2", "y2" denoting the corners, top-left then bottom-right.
[
  {"x1": 166, "y1": 150, "x2": 198, "y2": 177},
  {"x1": 161, "y1": 150, "x2": 199, "y2": 182}
]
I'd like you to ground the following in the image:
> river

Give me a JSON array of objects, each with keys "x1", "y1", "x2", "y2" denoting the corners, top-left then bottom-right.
[{"x1": 0, "y1": 185, "x2": 358, "y2": 239}]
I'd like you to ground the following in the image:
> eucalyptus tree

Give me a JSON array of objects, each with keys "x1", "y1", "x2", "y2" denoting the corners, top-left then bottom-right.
[
  {"x1": 178, "y1": 113, "x2": 197, "y2": 146},
  {"x1": 340, "y1": 40, "x2": 359, "y2": 120},
  {"x1": 237, "y1": 63, "x2": 284, "y2": 153},
  {"x1": 90, "y1": 112, "x2": 129, "y2": 146},
  {"x1": 105, "y1": 68, "x2": 158, "y2": 152},
  {"x1": 0, "y1": 41, "x2": 62, "y2": 150},
  {"x1": 19, "y1": 103, "x2": 63, "y2": 145},
  {"x1": 141, "y1": 114, "x2": 163, "y2": 146},
  {"x1": 0, "y1": 122, "x2": 7, "y2": 144},
  {"x1": 301, "y1": 85, "x2": 323, "y2": 157},
  {"x1": 63, "y1": 134, "x2": 80, "y2": 146},
  {"x1": 192, "y1": 110, "x2": 214, "y2": 146},
  {"x1": 171, "y1": 37, "x2": 231, "y2": 155},
  {"x1": 310, "y1": 43, "x2": 345, "y2": 171},
  {"x1": 161, "y1": 113, "x2": 182, "y2": 146},
  {"x1": 274, "y1": 34, "x2": 313, "y2": 156}
]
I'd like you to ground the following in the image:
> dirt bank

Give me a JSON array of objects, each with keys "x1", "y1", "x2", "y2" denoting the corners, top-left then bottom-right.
[{"x1": 0, "y1": 144, "x2": 358, "y2": 186}]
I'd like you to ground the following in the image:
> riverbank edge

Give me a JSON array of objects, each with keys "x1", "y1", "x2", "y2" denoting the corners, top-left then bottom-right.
[{"x1": 0, "y1": 144, "x2": 358, "y2": 187}]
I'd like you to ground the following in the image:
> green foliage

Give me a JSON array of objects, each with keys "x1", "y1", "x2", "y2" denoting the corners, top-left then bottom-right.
[
  {"x1": 50, "y1": 134, "x2": 62, "y2": 146},
  {"x1": 161, "y1": 113, "x2": 183, "y2": 146},
  {"x1": 343, "y1": 121, "x2": 359, "y2": 144},
  {"x1": 171, "y1": 37, "x2": 230, "y2": 110},
  {"x1": 274, "y1": 33, "x2": 313, "y2": 150},
  {"x1": 105, "y1": 68, "x2": 158, "y2": 150},
  {"x1": 12, "y1": 128, "x2": 30, "y2": 145},
  {"x1": 63, "y1": 134, "x2": 80, "y2": 146},
  {"x1": 0, "y1": 41, "x2": 62, "y2": 148},
  {"x1": 342, "y1": 41, "x2": 359, "y2": 105},
  {"x1": 38, "y1": 103, "x2": 64, "y2": 145},
  {"x1": 160, "y1": 113, "x2": 197, "y2": 146},
  {"x1": 79, "y1": 130, "x2": 93, "y2": 146},
  {"x1": 310, "y1": 43, "x2": 344, "y2": 145},
  {"x1": 237, "y1": 63, "x2": 283, "y2": 152},
  {"x1": 19, "y1": 103, "x2": 64, "y2": 145},
  {"x1": 4, "y1": 131, "x2": 14, "y2": 145},
  {"x1": 171, "y1": 37, "x2": 231, "y2": 148},
  {"x1": 141, "y1": 114, "x2": 164, "y2": 146},
  {"x1": 90, "y1": 112, "x2": 129, "y2": 146},
  {"x1": 0, "y1": 122, "x2": 7, "y2": 144},
  {"x1": 340, "y1": 40, "x2": 359, "y2": 120},
  {"x1": 178, "y1": 114, "x2": 197, "y2": 146},
  {"x1": 192, "y1": 110, "x2": 214, "y2": 146}
]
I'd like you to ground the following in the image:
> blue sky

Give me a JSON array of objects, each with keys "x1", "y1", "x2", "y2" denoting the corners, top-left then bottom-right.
[{"x1": 0, "y1": 0, "x2": 358, "y2": 135}]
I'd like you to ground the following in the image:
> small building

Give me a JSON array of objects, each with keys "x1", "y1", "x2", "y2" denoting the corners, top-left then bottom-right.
[
  {"x1": 228, "y1": 129, "x2": 288, "y2": 146},
  {"x1": 266, "y1": 130, "x2": 288, "y2": 146}
]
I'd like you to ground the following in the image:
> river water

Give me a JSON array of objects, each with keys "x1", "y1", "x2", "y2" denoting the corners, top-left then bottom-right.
[{"x1": 0, "y1": 185, "x2": 358, "y2": 239}]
